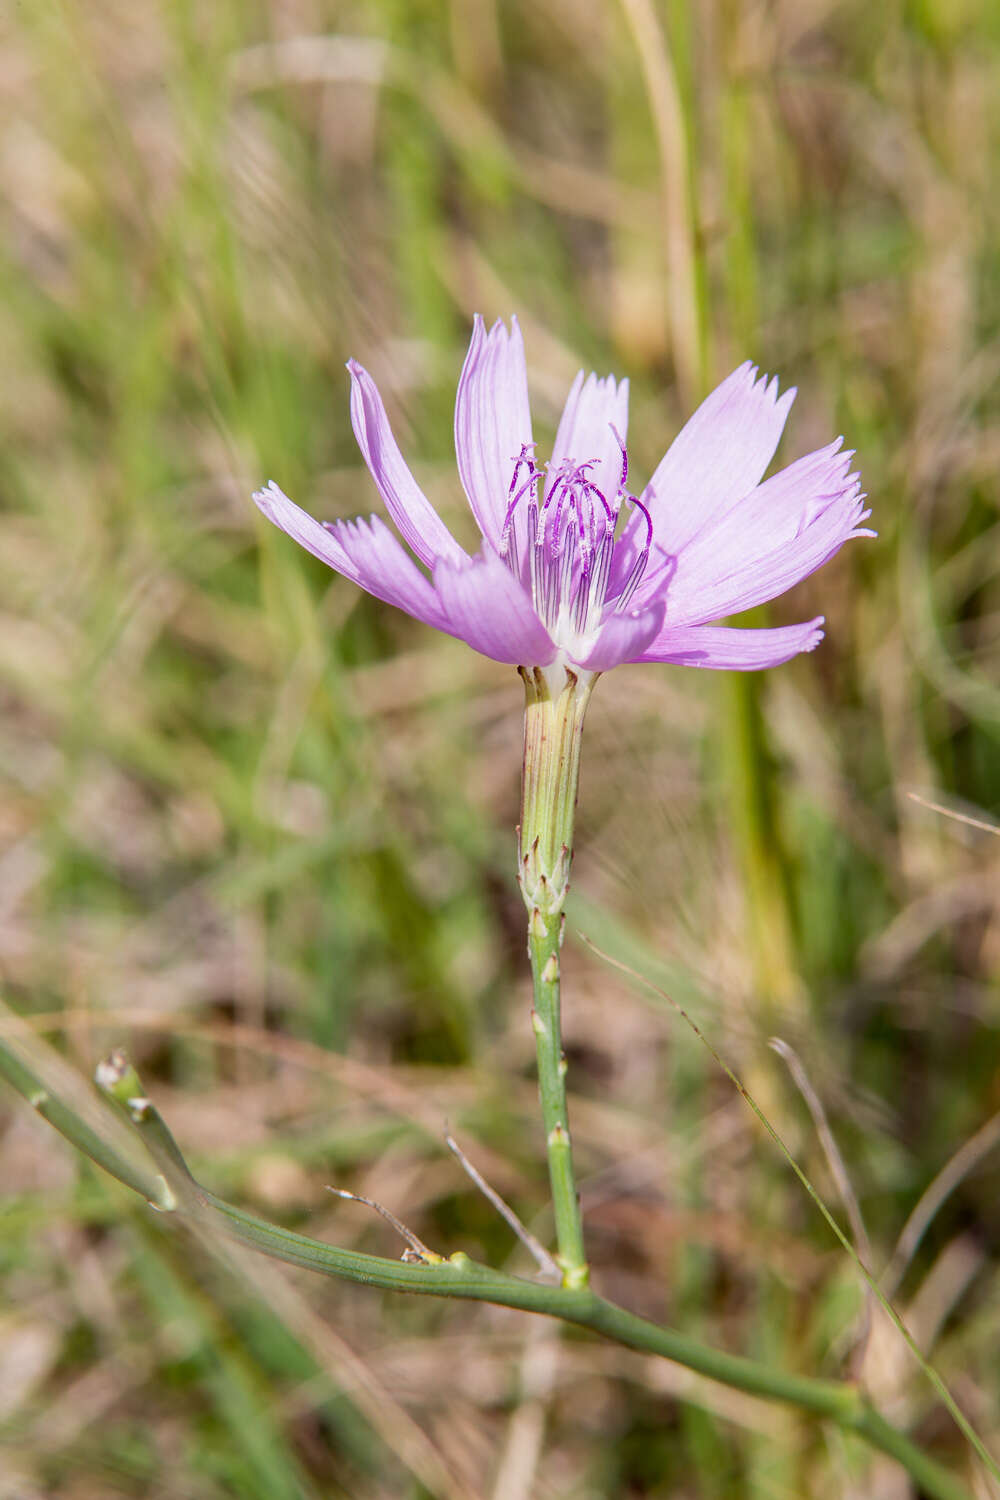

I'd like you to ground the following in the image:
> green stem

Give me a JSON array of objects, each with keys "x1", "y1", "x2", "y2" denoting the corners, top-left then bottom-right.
[
  {"x1": 0, "y1": 1032, "x2": 976, "y2": 1500},
  {"x1": 517, "y1": 665, "x2": 594, "y2": 1288},
  {"x1": 529, "y1": 912, "x2": 586, "y2": 1284}
]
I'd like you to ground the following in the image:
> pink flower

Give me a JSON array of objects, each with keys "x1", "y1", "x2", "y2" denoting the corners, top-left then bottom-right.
[{"x1": 254, "y1": 317, "x2": 872, "y2": 677}]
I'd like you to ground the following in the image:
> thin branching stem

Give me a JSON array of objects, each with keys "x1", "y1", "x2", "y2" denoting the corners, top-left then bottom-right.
[{"x1": 0, "y1": 1032, "x2": 976, "y2": 1500}]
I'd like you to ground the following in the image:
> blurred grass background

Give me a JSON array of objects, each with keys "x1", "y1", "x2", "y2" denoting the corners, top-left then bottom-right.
[{"x1": 1, "y1": 0, "x2": 999, "y2": 1496}]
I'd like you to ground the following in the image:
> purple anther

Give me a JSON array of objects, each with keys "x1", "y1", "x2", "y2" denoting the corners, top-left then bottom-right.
[
  {"x1": 540, "y1": 458, "x2": 567, "y2": 511},
  {"x1": 507, "y1": 443, "x2": 537, "y2": 495},
  {"x1": 626, "y1": 488, "x2": 653, "y2": 548},
  {"x1": 499, "y1": 446, "x2": 541, "y2": 558},
  {"x1": 548, "y1": 471, "x2": 576, "y2": 558},
  {"x1": 580, "y1": 478, "x2": 616, "y2": 530},
  {"x1": 614, "y1": 489, "x2": 656, "y2": 610},
  {"x1": 500, "y1": 470, "x2": 540, "y2": 556}
]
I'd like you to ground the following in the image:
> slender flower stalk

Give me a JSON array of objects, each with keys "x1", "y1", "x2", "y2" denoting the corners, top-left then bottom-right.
[{"x1": 518, "y1": 664, "x2": 594, "y2": 1285}]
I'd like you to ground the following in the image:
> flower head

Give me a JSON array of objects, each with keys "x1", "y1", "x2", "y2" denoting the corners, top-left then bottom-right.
[{"x1": 254, "y1": 317, "x2": 872, "y2": 682}]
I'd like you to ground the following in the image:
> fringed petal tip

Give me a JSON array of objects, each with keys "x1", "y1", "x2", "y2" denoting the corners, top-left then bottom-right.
[
  {"x1": 252, "y1": 478, "x2": 287, "y2": 512},
  {"x1": 549, "y1": 368, "x2": 630, "y2": 514},
  {"x1": 650, "y1": 434, "x2": 874, "y2": 627},
  {"x1": 643, "y1": 357, "x2": 798, "y2": 555},
  {"x1": 251, "y1": 479, "x2": 357, "y2": 576},
  {"x1": 853, "y1": 504, "x2": 877, "y2": 540},
  {"x1": 737, "y1": 361, "x2": 797, "y2": 419}
]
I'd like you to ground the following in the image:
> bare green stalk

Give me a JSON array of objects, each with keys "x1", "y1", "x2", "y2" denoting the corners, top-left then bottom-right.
[{"x1": 517, "y1": 665, "x2": 594, "y2": 1288}]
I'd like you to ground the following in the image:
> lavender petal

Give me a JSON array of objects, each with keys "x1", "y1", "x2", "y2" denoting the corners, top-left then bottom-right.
[
  {"x1": 433, "y1": 545, "x2": 556, "y2": 666},
  {"x1": 548, "y1": 370, "x2": 629, "y2": 514},
  {"x1": 660, "y1": 468, "x2": 872, "y2": 627},
  {"x1": 348, "y1": 360, "x2": 468, "y2": 569},
  {"x1": 643, "y1": 362, "x2": 796, "y2": 554},
  {"x1": 254, "y1": 482, "x2": 448, "y2": 629},
  {"x1": 575, "y1": 602, "x2": 665, "y2": 672},
  {"x1": 632, "y1": 617, "x2": 826, "y2": 669},
  {"x1": 454, "y1": 316, "x2": 533, "y2": 551}
]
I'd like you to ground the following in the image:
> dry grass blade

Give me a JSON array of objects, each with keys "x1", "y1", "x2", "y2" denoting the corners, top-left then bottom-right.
[
  {"x1": 446, "y1": 1130, "x2": 560, "y2": 1280},
  {"x1": 769, "y1": 1036, "x2": 874, "y2": 1361},
  {"x1": 906, "y1": 791, "x2": 1000, "y2": 839},
  {"x1": 326, "y1": 1186, "x2": 440, "y2": 1264},
  {"x1": 617, "y1": 0, "x2": 702, "y2": 401},
  {"x1": 882, "y1": 1109, "x2": 1000, "y2": 1302}
]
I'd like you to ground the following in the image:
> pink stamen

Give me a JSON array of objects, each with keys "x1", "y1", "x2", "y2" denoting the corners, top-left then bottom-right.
[
  {"x1": 500, "y1": 470, "x2": 540, "y2": 555},
  {"x1": 580, "y1": 479, "x2": 616, "y2": 530},
  {"x1": 626, "y1": 489, "x2": 653, "y2": 545},
  {"x1": 546, "y1": 470, "x2": 577, "y2": 558},
  {"x1": 508, "y1": 443, "x2": 537, "y2": 497},
  {"x1": 614, "y1": 490, "x2": 655, "y2": 611},
  {"x1": 506, "y1": 442, "x2": 653, "y2": 635}
]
